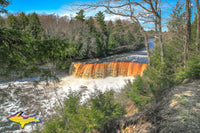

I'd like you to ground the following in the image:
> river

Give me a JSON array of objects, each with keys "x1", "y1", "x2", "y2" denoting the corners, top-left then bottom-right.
[{"x1": 0, "y1": 38, "x2": 155, "y2": 132}]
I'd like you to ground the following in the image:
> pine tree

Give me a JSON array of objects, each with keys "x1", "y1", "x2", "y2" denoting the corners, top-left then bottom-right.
[
  {"x1": 17, "y1": 12, "x2": 29, "y2": 30},
  {"x1": 27, "y1": 13, "x2": 43, "y2": 39},
  {"x1": 6, "y1": 15, "x2": 19, "y2": 29},
  {"x1": 75, "y1": 9, "x2": 85, "y2": 22},
  {"x1": 95, "y1": 11, "x2": 106, "y2": 33},
  {"x1": 0, "y1": 15, "x2": 5, "y2": 27},
  {"x1": 115, "y1": 19, "x2": 125, "y2": 46},
  {"x1": 95, "y1": 11, "x2": 109, "y2": 56},
  {"x1": 86, "y1": 17, "x2": 96, "y2": 34},
  {"x1": 107, "y1": 20, "x2": 114, "y2": 35}
]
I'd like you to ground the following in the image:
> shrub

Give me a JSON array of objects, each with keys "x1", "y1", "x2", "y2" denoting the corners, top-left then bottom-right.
[
  {"x1": 186, "y1": 55, "x2": 200, "y2": 79},
  {"x1": 126, "y1": 76, "x2": 152, "y2": 107},
  {"x1": 175, "y1": 54, "x2": 200, "y2": 82},
  {"x1": 42, "y1": 90, "x2": 126, "y2": 133},
  {"x1": 43, "y1": 91, "x2": 95, "y2": 133},
  {"x1": 90, "y1": 89, "x2": 126, "y2": 130}
]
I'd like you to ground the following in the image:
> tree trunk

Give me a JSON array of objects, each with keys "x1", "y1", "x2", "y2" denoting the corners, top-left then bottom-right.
[
  {"x1": 149, "y1": 0, "x2": 163, "y2": 63},
  {"x1": 158, "y1": 11, "x2": 164, "y2": 63},
  {"x1": 144, "y1": 33, "x2": 151, "y2": 65},
  {"x1": 143, "y1": 31, "x2": 151, "y2": 65},
  {"x1": 184, "y1": 0, "x2": 191, "y2": 65},
  {"x1": 196, "y1": 0, "x2": 200, "y2": 52},
  {"x1": 135, "y1": 21, "x2": 151, "y2": 64},
  {"x1": 137, "y1": 21, "x2": 151, "y2": 65},
  {"x1": 155, "y1": 0, "x2": 158, "y2": 34}
]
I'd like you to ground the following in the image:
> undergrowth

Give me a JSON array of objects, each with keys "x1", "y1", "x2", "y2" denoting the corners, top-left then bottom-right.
[
  {"x1": 125, "y1": 38, "x2": 200, "y2": 107},
  {"x1": 41, "y1": 90, "x2": 126, "y2": 133}
]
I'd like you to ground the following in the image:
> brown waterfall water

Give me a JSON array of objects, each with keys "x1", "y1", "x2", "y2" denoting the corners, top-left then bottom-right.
[{"x1": 70, "y1": 62, "x2": 148, "y2": 78}]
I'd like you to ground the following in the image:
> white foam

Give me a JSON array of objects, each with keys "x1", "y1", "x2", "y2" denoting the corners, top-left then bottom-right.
[{"x1": 0, "y1": 75, "x2": 135, "y2": 132}]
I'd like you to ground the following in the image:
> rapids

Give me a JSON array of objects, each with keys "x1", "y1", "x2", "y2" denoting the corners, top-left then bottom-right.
[{"x1": 0, "y1": 38, "x2": 155, "y2": 132}]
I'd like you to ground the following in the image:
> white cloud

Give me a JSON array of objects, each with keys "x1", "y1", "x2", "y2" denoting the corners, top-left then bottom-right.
[
  {"x1": 105, "y1": 15, "x2": 129, "y2": 21},
  {"x1": 60, "y1": 13, "x2": 76, "y2": 18}
]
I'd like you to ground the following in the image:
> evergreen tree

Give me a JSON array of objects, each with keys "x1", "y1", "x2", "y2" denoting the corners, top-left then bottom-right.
[
  {"x1": 17, "y1": 12, "x2": 29, "y2": 30},
  {"x1": 107, "y1": 20, "x2": 114, "y2": 35},
  {"x1": 75, "y1": 9, "x2": 85, "y2": 22},
  {"x1": 86, "y1": 17, "x2": 96, "y2": 34},
  {"x1": 124, "y1": 30, "x2": 136, "y2": 46},
  {"x1": 0, "y1": 28, "x2": 32, "y2": 77},
  {"x1": 6, "y1": 15, "x2": 19, "y2": 29},
  {"x1": 27, "y1": 13, "x2": 43, "y2": 39},
  {"x1": 95, "y1": 11, "x2": 106, "y2": 33},
  {"x1": 95, "y1": 11, "x2": 109, "y2": 56},
  {"x1": 115, "y1": 19, "x2": 125, "y2": 46},
  {"x1": 0, "y1": 15, "x2": 5, "y2": 27}
]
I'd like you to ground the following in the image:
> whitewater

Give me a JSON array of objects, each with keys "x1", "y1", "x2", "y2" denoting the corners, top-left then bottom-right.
[{"x1": 0, "y1": 38, "x2": 154, "y2": 132}]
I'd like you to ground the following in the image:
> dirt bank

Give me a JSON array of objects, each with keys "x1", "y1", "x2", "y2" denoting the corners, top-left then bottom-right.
[{"x1": 107, "y1": 80, "x2": 200, "y2": 133}]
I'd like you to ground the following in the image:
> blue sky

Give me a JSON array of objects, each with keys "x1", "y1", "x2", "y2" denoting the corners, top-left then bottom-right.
[
  {"x1": 7, "y1": 0, "x2": 67, "y2": 11},
  {"x1": 6, "y1": 0, "x2": 72, "y2": 14},
  {"x1": 5, "y1": 0, "x2": 175, "y2": 16},
  {"x1": 3, "y1": 0, "x2": 197, "y2": 31},
  {"x1": 5, "y1": 0, "x2": 105, "y2": 19}
]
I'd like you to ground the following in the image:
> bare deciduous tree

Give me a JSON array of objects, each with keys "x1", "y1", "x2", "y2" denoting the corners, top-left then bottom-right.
[
  {"x1": 71, "y1": 0, "x2": 166, "y2": 64},
  {"x1": 72, "y1": 0, "x2": 154, "y2": 64},
  {"x1": 146, "y1": 0, "x2": 164, "y2": 63}
]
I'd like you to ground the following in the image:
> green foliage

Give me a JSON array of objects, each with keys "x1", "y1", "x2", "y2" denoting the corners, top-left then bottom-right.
[
  {"x1": 75, "y1": 9, "x2": 85, "y2": 21},
  {"x1": 86, "y1": 17, "x2": 96, "y2": 33},
  {"x1": 145, "y1": 65, "x2": 174, "y2": 101},
  {"x1": 0, "y1": 15, "x2": 5, "y2": 27},
  {"x1": 107, "y1": 20, "x2": 114, "y2": 34},
  {"x1": 6, "y1": 15, "x2": 19, "y2": 29},
  {"x1": 17, "y1": 12, "x2": 29, "y2": 30},
  {"x1": 95, "y1": 11, "x2": 106, "y2": 30},
  {"x1": 126, "y1": 76, "x2": 152, "y2": 107},
  {"x1": 126, "y1": 38, "x2": 184, "y2": 103},
  {"x1": 107, "y1": 33, "x2": 118, "y2": 54},
  {"x1": 0, "y1": 0, "x2": 9, "y2": 13},
  {"x1": 94, "y1": 11, "x2": 108, "y2": 57},
  {"x1": 42, "y1": 90, "x2": 126, "y2": 133},
  {"x1": 175, "y1": 54, "x2": 200, "y2": 82},
  {"x1": 35, "y1": 38, "x2": 69, "y2": 63},
  {"x1": 1, "y1": 12, "x2": 79, "y2": 80},
  {"x1": 126, "y1": 12, "x2": 200, "y2": 104},
  {"x1": 0, "y1": 26, "x2": 72, "y2": 80},
  {"x1": 0, "y1": 28, "x2": 32, "y2": 74},
  {"x1": 90, "y1": 89, "x2": 126, "y2": 130},
  {"x1": 186, "y1": 55, "x2": 200, "y2": 79},
  {"x1": 27, "y1": 13, "x2": 43, "y2": 39}
]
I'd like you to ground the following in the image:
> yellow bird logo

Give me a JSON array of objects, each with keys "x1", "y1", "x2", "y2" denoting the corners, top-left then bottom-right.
[{"x1": 6, "y1": 111, "x2": 41, "y2": 129}]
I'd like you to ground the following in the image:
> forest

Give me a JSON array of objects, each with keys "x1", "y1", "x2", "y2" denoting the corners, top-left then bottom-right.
[
  {"x1": 0, "y1": 0, "x2": 200, "y2": 132},
  {"x1": 0, "y1": 10, "x2": 144, "y2": 81}
]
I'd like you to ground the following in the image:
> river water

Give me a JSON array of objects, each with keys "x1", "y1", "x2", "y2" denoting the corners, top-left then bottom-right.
[{"x1": 0, "y1": 38, "x2": 155, "y2": 132}]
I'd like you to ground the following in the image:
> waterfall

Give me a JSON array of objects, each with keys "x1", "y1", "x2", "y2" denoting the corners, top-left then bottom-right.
[
  {"x1": 70, "y1": 62, "x2": 147, "y2": 78},
  {"x1": 69, "y1": 38, "x2": 155, "y2": 79}
]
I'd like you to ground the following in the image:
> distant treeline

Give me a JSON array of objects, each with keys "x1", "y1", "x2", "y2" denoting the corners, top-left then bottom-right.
[
  {"x1": 0, "y1": 11, "x2": 144, "y2": 79},
  {"x1": 0, "y1": 10, "x2": 144, "y2": 59}
]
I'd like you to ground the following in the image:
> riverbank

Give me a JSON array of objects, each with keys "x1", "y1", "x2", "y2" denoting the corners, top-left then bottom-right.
[
  {"x1": 0, "y1": 39, "x2": 154, "y2": 132},
  {"x1": 107, "y1": 80, "x2": 200, "y2": 133}
]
